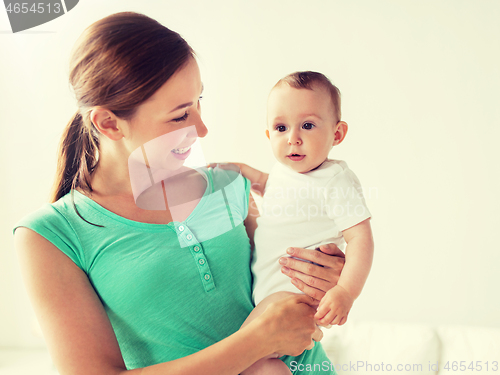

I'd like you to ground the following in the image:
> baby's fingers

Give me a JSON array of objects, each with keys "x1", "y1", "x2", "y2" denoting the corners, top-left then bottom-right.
[
  {"x1": 314, "y1": 303, "x2": 329, "y2": 321},
  {"x1": 331, "y1": 310, "x2": 350, "y2": 326},
  {"x1": 319, "y1": 309, "x2": 338, "y2": 326}
]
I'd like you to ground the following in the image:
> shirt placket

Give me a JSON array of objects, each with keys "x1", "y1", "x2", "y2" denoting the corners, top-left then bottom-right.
[{"x1": 176, "y1": 223, "x2": 215, "y2": 292}]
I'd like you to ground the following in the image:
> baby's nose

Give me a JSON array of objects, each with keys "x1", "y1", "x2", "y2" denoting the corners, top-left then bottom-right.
[{"x1": 288, "y1": 136, "x2": 302, "y2": 145}]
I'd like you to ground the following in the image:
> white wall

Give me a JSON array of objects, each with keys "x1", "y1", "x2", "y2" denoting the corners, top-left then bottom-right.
[{"x1": 1, "y1": 0, "x2": 499, "y2": 348}]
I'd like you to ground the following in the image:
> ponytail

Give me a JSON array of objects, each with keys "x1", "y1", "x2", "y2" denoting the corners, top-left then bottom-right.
[{"x1": 50, "y1": 111, "x2": 103, "y2": 227}]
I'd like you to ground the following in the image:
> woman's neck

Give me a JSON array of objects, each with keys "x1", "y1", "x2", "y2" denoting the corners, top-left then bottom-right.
[
  {"x1": 79, "y1": 143, "x2": 208, "y2": 224},
  {"x1": 87, "y1": 145, "x2": 133, "y2": 198}
]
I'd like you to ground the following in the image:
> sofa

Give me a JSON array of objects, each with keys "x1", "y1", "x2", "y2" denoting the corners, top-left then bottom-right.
[{"x1": 321, "y1": 320, "x2": 500, "y2": 375}]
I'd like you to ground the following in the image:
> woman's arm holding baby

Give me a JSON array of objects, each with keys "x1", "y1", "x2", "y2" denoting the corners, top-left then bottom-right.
[{"x1": 16, "y1": 228, "x2": 320, "y2": 375}]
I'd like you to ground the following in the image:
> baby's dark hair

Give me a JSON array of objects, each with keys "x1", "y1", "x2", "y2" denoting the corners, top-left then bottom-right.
[{"x1": 275, "y1": 71, "x2": 341, "y2": 122}]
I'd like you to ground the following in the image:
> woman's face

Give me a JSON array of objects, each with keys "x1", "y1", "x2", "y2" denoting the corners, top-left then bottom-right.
[{"x1": 125, "y1": 57, "x2": 207, "y2": 172}]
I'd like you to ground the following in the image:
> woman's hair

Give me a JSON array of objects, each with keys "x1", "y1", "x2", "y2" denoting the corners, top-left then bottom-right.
[
  {"x1": 275, "y1": 71, "x2": 342, "y2": 123},
  {"x1": 51, "y1": 12, "x2": 194, "y2": 209}
]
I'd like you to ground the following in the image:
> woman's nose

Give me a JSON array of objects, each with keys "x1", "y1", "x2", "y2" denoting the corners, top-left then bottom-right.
[
  {"x1": 196, "y1": 118, "x2": 208, "y2": 138},
  {"x1": 187, "y1": 111, "x2": 208, "y2": 138}
]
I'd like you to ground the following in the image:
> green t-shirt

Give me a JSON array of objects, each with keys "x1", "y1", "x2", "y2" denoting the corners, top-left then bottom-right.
[{"x1": 14, "y1": 166, "x2": 335, "y2": 374}]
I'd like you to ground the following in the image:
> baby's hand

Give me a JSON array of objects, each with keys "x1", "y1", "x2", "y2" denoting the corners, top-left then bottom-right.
[{"x1": 314, "y1": 285, "x2": 354, "y2": 326}]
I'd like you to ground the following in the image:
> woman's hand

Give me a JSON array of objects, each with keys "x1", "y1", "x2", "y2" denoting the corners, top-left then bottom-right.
[
  {"x1": 256, "y1": 294, "x2": 321, "y2": 357},
  {"x1": 279, "y1": 243, "x2": 345, "y2": 301}
]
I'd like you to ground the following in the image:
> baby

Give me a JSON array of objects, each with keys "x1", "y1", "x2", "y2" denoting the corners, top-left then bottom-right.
[{"x1": 238, "y1": 71, "x2": 374, "y2": 374}]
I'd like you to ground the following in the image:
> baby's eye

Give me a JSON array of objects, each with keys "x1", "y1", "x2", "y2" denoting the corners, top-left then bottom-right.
[
  {"x1": 275, "y1": 125, "x2": 287, "y2": 132},
  {"x1": 172, "y1": 111, "x2": 189, "y2": 122},
  {"x1": 302, "y1": 122, "x2": 315, "y2": 130}
]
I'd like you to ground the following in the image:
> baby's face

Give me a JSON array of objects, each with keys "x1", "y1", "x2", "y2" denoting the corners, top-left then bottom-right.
[{"x1": 266, "y1": 84, "x2": 339, "y2": 173}]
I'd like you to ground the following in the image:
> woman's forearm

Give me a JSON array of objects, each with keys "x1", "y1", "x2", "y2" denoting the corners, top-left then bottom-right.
[
  {"x1": 134, "y1": 294, "x2": 319, "y2": 375},
  {"x1": 132, "y1": 319, "x2": 272, "y2": 375},
  {"x1": 240, "y1": 291, "x2": 296, "y2": 330}
]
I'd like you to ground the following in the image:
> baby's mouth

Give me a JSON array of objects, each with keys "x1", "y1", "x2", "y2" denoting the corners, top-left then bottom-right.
[{"x1": 287, "y1": 154, "x2": 305, "y2": 161}]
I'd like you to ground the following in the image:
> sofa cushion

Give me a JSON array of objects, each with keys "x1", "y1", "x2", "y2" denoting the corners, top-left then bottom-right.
[
  {"x1": 321, "y1": 320, "x2": 440, "y2": 375},
  {"x1": 436, "y1": 325, "x2": 500, "y2": 374}
]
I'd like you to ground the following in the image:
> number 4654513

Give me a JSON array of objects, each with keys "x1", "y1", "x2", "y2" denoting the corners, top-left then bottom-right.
[
  {"x1": 5, "y1": 3, "x2": 62, "y2": 14},
  {"x1": 444, "y1": 361, "x2": 498, "y2": 372}
]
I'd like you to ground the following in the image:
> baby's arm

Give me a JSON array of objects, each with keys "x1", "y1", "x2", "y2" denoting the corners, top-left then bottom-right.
[
  {"x1": 315, "y1": 219, "x2": 374, "y2": 326},
  {"x1": 232, "y1": 163, "x2": 269, "y2": 197}
]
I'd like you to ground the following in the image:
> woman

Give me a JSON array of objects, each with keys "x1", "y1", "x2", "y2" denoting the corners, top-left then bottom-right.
[{"x1": 14, "y1": 12, "x2": 344, "y2": 375}]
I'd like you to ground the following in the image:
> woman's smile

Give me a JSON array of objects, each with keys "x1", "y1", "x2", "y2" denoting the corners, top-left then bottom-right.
[{"x1": 171, "y1": 146, "x2": 192, "y2": 160}]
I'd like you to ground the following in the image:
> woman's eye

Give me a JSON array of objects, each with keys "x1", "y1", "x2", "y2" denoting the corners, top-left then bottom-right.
[
  {"x1": 303, "y1": 122, "x2": 315, "y2": 130},
  {"x1": 275, "y1": 125, "x2": 287, "y2": 132},
  {"x1": 173, "y1": 112, "x2": 189, "y2": 122}
]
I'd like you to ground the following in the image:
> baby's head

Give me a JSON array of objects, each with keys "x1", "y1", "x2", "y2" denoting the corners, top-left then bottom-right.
[{"x1": 266, "y1": 71, "x2": 347, "y2": 173}]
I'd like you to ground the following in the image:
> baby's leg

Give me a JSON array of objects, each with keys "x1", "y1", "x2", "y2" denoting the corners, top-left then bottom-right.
[
  {"x1": 240, "y1": 292, "x2": 296, "y2": 375},
  {"x1": 241, "y1": 357, "x2": 291, "y2": 375}
]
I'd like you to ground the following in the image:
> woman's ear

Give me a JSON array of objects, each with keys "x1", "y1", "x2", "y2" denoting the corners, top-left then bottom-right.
[
  {"x1": 333, "y1": 121, "x2": 348, "y2": 146},
  {"x1": 90, "y1": 107, "x2": 124, "y2": 141}
]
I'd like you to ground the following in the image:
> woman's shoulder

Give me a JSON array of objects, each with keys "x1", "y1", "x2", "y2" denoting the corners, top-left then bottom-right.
[
  {"x1": 204, "y1": 163, "x2": 245, "y2": 190},
  {"x1": 201, "y1": 163, "x2": 251, "y2": 213},
  {"x1": 13, "y1": 193, "x2": 77, "y2": 233},
  {"x1": 200, "y1": 163, "x2": 250, "y2": 196},
  {"x1": 13, "y1": 192, "x2": 88, "y2": 271}
]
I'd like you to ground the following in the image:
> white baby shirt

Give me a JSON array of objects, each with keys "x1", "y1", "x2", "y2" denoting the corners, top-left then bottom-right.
[{"x1": 252, "y1": 159, "x2": 371, "y2": 304}]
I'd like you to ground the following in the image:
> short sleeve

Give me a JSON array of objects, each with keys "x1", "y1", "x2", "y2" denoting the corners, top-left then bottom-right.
[
  {"x1": 325, "y1": 168, "x2": 371, "y2": 231},
  {"x1": 227, "y1": 170, "x2": 251, "y2": 221},
  {"x1": 208, "y1": 164, "x2": 251, "y2": 221},
  {"x1": 241, "y1": 175, "x2": 251, "y2": 220},
  {"x1": 13, "y1": 204, "x2": 86, "y2": 271}
]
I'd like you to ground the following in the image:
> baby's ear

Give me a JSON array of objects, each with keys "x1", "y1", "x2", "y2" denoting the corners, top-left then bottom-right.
[
  {"x1": 333, "y1": 121, "x2": 348, "y2": 146},
  {"x1": 265, "y1": 129, "x2": 270, "y2": 139}
]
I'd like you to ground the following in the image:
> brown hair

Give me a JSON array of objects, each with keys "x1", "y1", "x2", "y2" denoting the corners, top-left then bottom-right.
[
  {"x1": 275, "y1": 71, "x2": 341, "y2": 123},
  {"x1": 50, "y1": 12, "x2": 194, "y2": 210}
]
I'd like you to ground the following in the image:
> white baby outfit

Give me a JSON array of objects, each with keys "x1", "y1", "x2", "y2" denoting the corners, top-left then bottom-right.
[{"x1": 252, "y1": 159, "x2": 371, "y2": 304}]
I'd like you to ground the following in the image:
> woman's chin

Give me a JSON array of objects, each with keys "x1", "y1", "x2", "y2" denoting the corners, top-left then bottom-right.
[{"x1": 152, "y1": 163, "x2": 187, "y2": 181}]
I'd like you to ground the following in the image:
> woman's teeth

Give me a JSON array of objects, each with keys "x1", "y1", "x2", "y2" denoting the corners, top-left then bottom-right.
[{"x1": 172, "y1": 147, "x2": 190, "y2": 154}]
